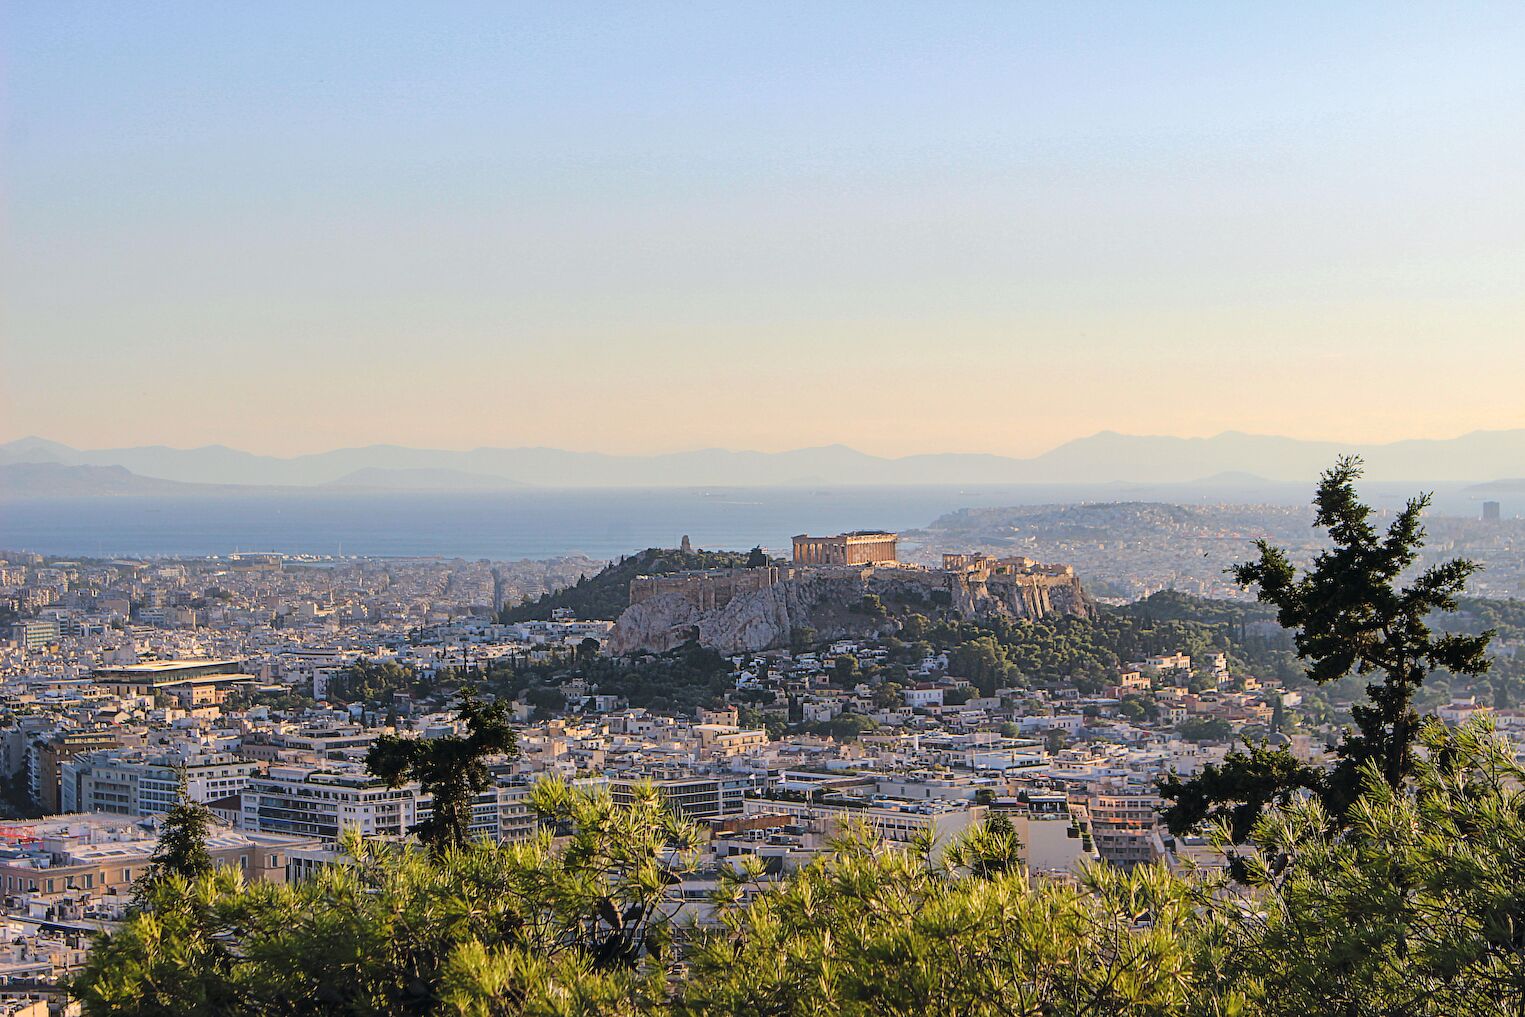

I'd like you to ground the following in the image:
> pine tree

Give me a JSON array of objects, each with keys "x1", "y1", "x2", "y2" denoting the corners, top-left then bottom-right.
[
  {"x1": 138, "y1": 766, "x2": 215, "y2": 895},
  {"x1": 366, "y1": 684, "x2": 516, "y2": 853},
  {"x1": 1161, "y1": 456, "x2": 1493, "y2": 839}
]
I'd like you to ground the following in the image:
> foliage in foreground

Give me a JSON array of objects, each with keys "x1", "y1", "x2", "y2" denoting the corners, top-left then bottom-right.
[
  {"x1": 74, "y1": 779, "x2": 699, "y2": 1017},
  {"x1": 73, "y1": 719, "x2": 1525, "y2": 1017},
  {"x1": 1212, "y1": 720, "x2": 1525, "y2": 1017},
  {"x1": 683, "y1": 833, "x2": 1222, "y2": 1017}
]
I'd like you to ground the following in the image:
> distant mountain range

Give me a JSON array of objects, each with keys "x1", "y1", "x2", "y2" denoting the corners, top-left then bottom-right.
[
  {"x1": 1, "y1": 430, "x2": 1522, "y2": 494},
  {"x1": 1463, "y1": 478, "x2": 1525, "y2": 497},
  {"x1": 322, "y1": 467, "x2": 527, "y2": 491},
  {"x1": 0, "y1": 462, "x2": 215, "y2": 498}
]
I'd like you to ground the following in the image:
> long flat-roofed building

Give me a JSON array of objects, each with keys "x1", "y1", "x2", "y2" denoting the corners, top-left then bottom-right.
[
  {"x1": 61, "y1": 750, "x2": 258, "y2": 817},
  {"x1": 92, "y1": 659, "x2": 254, "y2": 704},
  {"x1": 241, "y1": 764, "x2": 422, "y2": 842},
  {"x1": 792, "y1": 531, "x2": 898, "y2": 566},
  {"x1": 92, "y1": 659, "x2": 248, "y2": 685}
]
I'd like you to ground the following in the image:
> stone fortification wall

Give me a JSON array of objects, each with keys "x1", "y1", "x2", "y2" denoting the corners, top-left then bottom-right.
[
  {"x1": 608, "y1": 562, "x2": 1089, "y2": 656},
  {"x1": 628, "y1": 567, "x2": 781, "y2": 611}
]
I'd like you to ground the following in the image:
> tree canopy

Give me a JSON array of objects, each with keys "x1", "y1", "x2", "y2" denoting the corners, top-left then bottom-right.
[
  {"x1": 501, "y1": 547, "x2": 756, "y2": 623},
  {"x1": 73, "y1": 718, "x2": 1525, "y2": 1017}
]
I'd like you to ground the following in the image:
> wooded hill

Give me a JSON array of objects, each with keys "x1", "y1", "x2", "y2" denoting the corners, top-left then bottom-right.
[{"x1": 499, "y1": 547, "x2": 759, "y2": 623}]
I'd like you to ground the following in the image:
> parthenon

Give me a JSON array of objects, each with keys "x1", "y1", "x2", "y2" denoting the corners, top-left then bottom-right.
[{"x1": 791, "y1": 531, "x2": 898, "y2": 566}]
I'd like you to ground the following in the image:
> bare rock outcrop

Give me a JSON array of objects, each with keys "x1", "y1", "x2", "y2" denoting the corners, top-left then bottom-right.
[
  {"x1": 607, "y1": 566, "x2": 1090, "y2": 656},
  {"x1": 603, "y1": 592, "x2": 706, "y2": 655},
  {"x1": 952, "y1": 571, "x2": 1090, "y2": 621}
]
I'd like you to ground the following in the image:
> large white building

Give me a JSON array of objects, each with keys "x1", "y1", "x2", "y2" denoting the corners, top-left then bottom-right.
[
  {"x1": 606, "y1": 772, "x2": 764, "y2": 821},
  {"x1": 994, "y1": 792, "x2": 1100, "y2": 875},
  {"x1": 60, "y1": 750, "x2": 257, "y2": 816},
  {"x1": 240, "y1": 764, "x2": 422, "y2": 842},
  {"x1": 240, "y1": 762, "x2": 536, "y2": 845}
]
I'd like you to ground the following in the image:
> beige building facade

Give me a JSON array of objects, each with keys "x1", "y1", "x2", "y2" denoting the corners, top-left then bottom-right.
[{"x1": 792, "y1": 532, "x2": 898, "y2": 566}]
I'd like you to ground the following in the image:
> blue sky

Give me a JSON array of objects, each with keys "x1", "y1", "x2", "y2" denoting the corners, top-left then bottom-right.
[{"x1": 4, "y1": 3, "x2": 1523, "y2": 455}]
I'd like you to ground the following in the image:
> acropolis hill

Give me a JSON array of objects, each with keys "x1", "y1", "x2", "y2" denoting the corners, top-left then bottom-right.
[{"x1": 608, "y1": 532, "x2": 1090, "y2": 655}]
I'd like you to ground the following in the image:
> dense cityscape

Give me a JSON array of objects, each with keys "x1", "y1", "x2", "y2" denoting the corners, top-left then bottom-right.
[
  {"x1": 0, "y1": 503, "x2": 1521, "y2": 1008},
  {"x1": 9, "y1": 3, "x2": 1525, "y2": 1013}
]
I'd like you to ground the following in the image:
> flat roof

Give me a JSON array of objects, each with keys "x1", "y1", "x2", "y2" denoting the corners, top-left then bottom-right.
[{"x1": 94, "y1": 659, "x2": 245, "y2": 674}]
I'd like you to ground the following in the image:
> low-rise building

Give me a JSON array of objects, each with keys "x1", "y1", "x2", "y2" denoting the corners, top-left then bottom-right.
[{"x1": 0, "y1": 815, "x2": 312, "y2": 899}]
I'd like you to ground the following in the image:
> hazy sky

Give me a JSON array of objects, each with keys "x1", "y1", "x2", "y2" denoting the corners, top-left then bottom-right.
[{"x1": 4, "y1": 3, "x2": 1523, "y2": 457}]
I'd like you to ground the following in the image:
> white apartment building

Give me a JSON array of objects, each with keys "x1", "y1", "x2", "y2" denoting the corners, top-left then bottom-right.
[
  {"x1": 241, "y1": 764, "x2": 423, "y2": 842},
  {"x1": 494, "y1": 782, "x2": 538, "y2": 843},
  {"x1": 995, "y1": 792, "x2": 1100, "y2": 876},
  {"x1": 61, "y1": 750, "x2": 258, "y2": 816},
  {"x1": 902, "y1": 687, "x2": 944, "y2": 708},
  {"x1": 606, "y1": 772, "x2": 764, "y2": 821},
  {"x1": 241, "y1": 763, "x2": 535, "y2": 845}
]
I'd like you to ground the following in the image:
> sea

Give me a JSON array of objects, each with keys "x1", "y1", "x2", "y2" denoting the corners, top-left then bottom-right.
[
  {"x1": 0, "y1": 486, "x2": 1022, "y2": 560},
  {"x1": 0, "y1": 482, "x2": 1489, "y2": 561}
]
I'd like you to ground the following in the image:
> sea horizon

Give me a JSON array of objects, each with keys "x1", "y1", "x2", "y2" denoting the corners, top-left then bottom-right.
[{"x1": 0, "y1": 481, "x2": 1495, "y2": 561}]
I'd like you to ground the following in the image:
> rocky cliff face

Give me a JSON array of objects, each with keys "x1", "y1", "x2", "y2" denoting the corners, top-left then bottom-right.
[
  {"x1": 950, "y1": 572, "x2": 1090, "y2": 621},
  {"x1": 606, "y1": 567, "x2": 1089, "y2": 656}
]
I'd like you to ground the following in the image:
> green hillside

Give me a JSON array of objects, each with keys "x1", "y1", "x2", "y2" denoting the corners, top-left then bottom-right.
[{"x1": 499, "y1": 546, "x2": 762, "y2": 622}]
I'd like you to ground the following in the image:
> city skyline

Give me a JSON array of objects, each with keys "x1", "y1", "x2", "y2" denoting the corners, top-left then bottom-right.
[{"x1": 6, "y1": 3, "x2": 1524, "y2": 457}]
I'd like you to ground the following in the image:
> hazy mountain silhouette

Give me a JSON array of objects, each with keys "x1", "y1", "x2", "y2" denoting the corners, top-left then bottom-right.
[
  {"x1": 1462, "y1": 478, "x2": 1525, "y2": 496},
  {"x1": 322, "y1": 467, "x2": 528, "y2": 490},
  {"x1": 2, "y1": 430, "x2": 1522, "y2": 490},
  {"x1": 0, "y1": 462, "x2": 217, "y2": 498}
]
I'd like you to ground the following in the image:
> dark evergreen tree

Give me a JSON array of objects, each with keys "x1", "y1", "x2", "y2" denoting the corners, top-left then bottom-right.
[
  {"x1": 1161, "y1": 457, "x2": 1493, "y2": 840},
  {"x1": 366, "y1": 685, "x2": 517, "y2": 853},
  {"x1": 138, "y1": 767, "x2": 215, "y2": 897}
]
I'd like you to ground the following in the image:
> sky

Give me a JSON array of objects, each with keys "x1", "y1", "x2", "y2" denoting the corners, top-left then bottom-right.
[{"x1": 3, "y1": 2, "x2": 1523, "y2": 458}]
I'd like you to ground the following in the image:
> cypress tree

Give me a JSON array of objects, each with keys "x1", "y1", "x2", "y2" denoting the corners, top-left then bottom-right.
[{"x1": 367, "y1": 685, "x2": 517, "y2": 853}]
